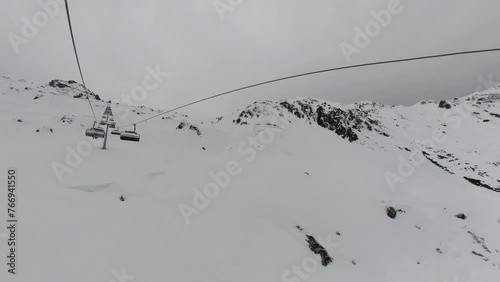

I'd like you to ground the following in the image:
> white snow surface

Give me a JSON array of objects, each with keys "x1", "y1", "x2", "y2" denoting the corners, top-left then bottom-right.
[{"x1": 1, "y1": 76, "x2": 500, "y2": 281}]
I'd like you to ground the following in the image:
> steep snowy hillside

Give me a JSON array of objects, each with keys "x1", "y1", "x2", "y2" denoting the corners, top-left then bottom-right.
[{"x1": 1, "y1": 76, "x2": 500, "y2": 282}]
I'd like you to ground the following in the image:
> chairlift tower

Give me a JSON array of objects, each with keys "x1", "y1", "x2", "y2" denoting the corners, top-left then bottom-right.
[
  {"x1": 102, "y1": 114, "x2": 110, "y2": 150},
  {"x1": 100, "y1": 104, "x2": 115, "y2": 150}
]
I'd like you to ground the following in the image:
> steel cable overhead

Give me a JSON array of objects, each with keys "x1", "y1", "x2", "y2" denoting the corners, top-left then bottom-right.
[
  {"x1": 64, "y1": 0, "x2": 98, "y2": 122},
  {"x1": 118, "y1": 47, "x2": 500, "y2": 128}
]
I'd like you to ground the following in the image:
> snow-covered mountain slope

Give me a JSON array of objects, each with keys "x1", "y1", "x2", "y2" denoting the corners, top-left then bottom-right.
[
  {"x1": 215, "y1": 89, "x2": 500, "y2": 192},
  {"x1": 1, "y1": 76, "x2": 500, "y2": 282}
]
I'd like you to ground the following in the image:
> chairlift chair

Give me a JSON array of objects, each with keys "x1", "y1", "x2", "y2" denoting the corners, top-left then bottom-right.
[
  {"x1": 111, "y1": 127, "x2": 121, "y2": 135},
  {"x1": 120, "y1": 124, "x2": 140, "y2": 142},
  {"x1": 85, "y1": 123, "x2": 105, "y2": 139}
]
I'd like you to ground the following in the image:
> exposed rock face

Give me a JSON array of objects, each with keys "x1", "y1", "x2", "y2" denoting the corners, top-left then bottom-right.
[
  {"x1": 315, "y1": 106, "x2": 360, "y2": 142},
  {"x1": 232, "y1": 98, "x2": 388, "y2": 142},
  {"x1": 386, "y1": 206, "x2": 398, "y2": 219},
  {"x1": 468, "y1": 231, "x2": 492, "y2": 255},
  {"x1": 177, "y1": 122, "x2": 202, "y2": 136},
  {"x1": 305, "y1": 235, "x2": 333, "y2": 266},
  {"x1": 47, "y1": 79, "x2": 101, "y2": 101},
  {"x1": 49, "y1": 80, "x2": 70, "y2": 88},
  {"x1": 438, "y1": 100, "x2": 452, "y2": 109},
  {"x1": 463, "y1": 177, "x2": 499, "y2": 192}
]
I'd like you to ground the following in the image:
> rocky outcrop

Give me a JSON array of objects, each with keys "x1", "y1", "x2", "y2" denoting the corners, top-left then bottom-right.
[
  {"x1": 47, "y1": 79, "x2": 101, "y2": 100},
  {"x1": 306, "y1": 235, "x2": 333, "y2": 266},
  {"x1": 177, "y1": 122, "x2": 201, "y2": 136},
  {"x1": 232, "y1": 98, "x2": 388, "y2": 142}
]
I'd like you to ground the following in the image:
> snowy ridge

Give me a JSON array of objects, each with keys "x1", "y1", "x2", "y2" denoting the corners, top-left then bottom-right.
[{"x1": 0, "y1": 76, "x2": 102, "y2": 101}]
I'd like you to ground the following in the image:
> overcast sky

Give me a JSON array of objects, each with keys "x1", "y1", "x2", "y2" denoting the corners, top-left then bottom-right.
[{"x1": 1, "y1": 0, "x2": 500, "y2": 116}]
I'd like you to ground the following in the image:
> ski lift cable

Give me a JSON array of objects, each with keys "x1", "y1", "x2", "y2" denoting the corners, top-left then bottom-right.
[
  {"x1": 118, "y1": 47, "x2": 500, "y2": 128},
  {"x1": 64, "y1": 0, "x2": 98, "y2": 122}
]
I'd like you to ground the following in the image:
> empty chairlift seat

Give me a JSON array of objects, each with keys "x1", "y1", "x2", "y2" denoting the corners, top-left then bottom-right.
[
  {"x1": 120, "y1": 124, "x2": 140, "y2": 142},
  {"x1": 85, "y1": 127, "x2": 105, "y2": 139},
  {"x1": 120, "y1": 131, "x2": 140, "y2": 142}
]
